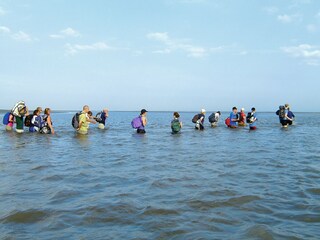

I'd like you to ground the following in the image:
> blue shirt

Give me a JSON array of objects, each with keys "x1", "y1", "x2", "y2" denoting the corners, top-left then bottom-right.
[
  {"x1": 249, "y1": 113, "x2": 257, "y2": 127},
  {"x1": 230, "y1": 112, "x2": 238, "y2": 127},
  {"x1": 287, "y1": 111, "x2": 295, "y2": 119}
]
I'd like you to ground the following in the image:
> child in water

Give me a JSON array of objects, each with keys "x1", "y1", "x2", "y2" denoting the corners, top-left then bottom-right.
[{"x1": 171, "y1": 112, "x2": 182, "y2": 134}]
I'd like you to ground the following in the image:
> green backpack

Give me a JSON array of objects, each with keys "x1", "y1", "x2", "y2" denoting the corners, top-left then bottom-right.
[{"x1": 171, "y1": 119, "x2": 181, "y2": 133}]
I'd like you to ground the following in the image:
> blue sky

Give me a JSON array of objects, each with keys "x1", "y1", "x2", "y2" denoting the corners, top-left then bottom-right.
[{"x1": 0, "y1": 0, "x2": 320, "y2": 112}]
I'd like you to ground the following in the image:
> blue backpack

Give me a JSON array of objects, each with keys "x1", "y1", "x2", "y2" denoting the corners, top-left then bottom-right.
[
  {"x1": 131, "y1": 116, "x2": 142, "y2": 129},
  {"x1": 3, "y1": 112, "x2": 11, "y2": 125}
]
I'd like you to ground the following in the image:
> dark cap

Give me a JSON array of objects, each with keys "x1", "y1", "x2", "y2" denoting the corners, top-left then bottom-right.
[{"x1": 140, "y1": 109, "x2": 148, "y2": 114}]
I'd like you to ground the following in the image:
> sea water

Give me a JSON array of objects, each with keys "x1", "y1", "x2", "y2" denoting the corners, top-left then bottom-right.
[{"x1": 0, "y1": 111, "x2": 319, "y2": 239}]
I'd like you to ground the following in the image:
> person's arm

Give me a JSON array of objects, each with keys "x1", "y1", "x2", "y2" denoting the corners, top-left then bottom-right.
[
  {"x1": 47, "y1": 115, "x2": 55, "y2": 134},
  {"x1": 252, "y1": 115, "x2": 257, "y2": 123},
  {"x1": 180, "y1": 121, "x2": 183, "y2": 128},
  {"x1": 9, "y1": 114, "x2": 14, "y2": 123},
  {"x1": 77, "y1": 115, "x2": 83, "y2": 130},
  {"x1": 285, "y1": 112, "x2": 292, "y2": 121},
  {"x1": 88, "y1": 118, "x2": 97, "y2": 124},
  {"x1": 142, "y1": 116, "x2": 147, "y2": 126},
  {"x1": 86, "y1": 114, "x2": 97, "y2": 124}
]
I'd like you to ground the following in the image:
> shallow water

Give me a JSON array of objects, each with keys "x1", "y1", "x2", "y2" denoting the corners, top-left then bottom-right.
[{"x1": 0, "y1": 111, "x2": 319, "y2": 239}]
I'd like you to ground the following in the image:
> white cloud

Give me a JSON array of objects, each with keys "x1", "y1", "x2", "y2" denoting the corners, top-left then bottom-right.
[
  {"x1": 0, "y1": 7, "x2": 6, "y2": 16},
  {"x1": 65, "y1": 42, "x2": 111, "y2": 55},
  {"x1": 61, "y1": 27, "x2": 80, "y2": 37},
  {"x1": 0, "y1": 26, "x2": 35, "y2": 42},
  {"x1": 50, "y1": 27, "x2": 81, "y2": 39},
  {"x1": 282, "y1": 44, "x2": 320, "y2": 65},
  {"x1": 277, "y1": 14, "x2": 302, "y2": 23},
  {"x1": 0, "y1": 26, "x2": 11, "y2": 34},
  {"x1": 49, "y1": 34, "x2": 64, "y2": 39},
  {"x1": 12, "y1": 31, "x2": 32, "y2": 42},
  {"x1": 306, "y1": 24, "x2": 317, "y2": 33},
  {"x1": 147, "y1": 32, "x2": 211, "y2": 58}
]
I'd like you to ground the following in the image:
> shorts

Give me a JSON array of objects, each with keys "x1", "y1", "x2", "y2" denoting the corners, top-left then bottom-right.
[
  {"x1": 5, "y1": 125, "x2": 12, "y2": 131},
  {"x1": 210, "y1": 122, "x2": 218, "y2": 127},
  {"x1": 98, "y1": 123, "x2": 105, "y2": 129},
  {"x1": 137, "y1": 129, "x2": 146, "y2": 134},
  {"x1": 280, "y1": 119, "x2": 289, "y2": 126},
  {"x1": 250, "y1": 126, "x2": 257, "y2": 130},
  {"x1": 77, "y1": 130, "x2": 88, "y2": 135}
]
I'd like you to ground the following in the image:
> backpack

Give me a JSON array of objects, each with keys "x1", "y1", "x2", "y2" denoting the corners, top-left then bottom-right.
[
  {"x1": 246, "y1": 112, "x2": 254, "y2": 123},
  {"x1": 278, "y1": 106, "x2": 285, "y2": 118},
  {"x1": 131, "y1": 116, "x2": 142, "y2": 129},
  {"x1": 72, "y1": 111, "x2": 82, "y2": 129},
  {"x1": 225, "y1": 117, "x2": 231, "y2": 127},
  {"x1": 24, "y1": 114, "x2": 33, "y2": 127},
  {"x1": 208, "y1": 113, "x2": 216, "y2": 123},
  {"x1": 2, "y1": 112, "x2": 11, "y2": 125},
  {"x1": 171, "y1": 119, "x2": 181, "y2": 133},
  {"x1": 192, "y1": 114, "x2": 199, "y2": 123},
  {"x1": 95, "y1": 111, "x2": 103, "y2": 123},
  {"x1": 11, "y1": 101, "x2": 26, "y2": 117}
]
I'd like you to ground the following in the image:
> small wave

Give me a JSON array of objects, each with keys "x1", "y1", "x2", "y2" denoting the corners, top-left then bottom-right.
[
  {"x1": 1, "y1": 210, "x2": 49, "y2": 224},
  {"x1": 142, "y1": 206, "x2": 180, "y2": 216},
  {"x1": 307, "y1": 188, "x2": 320, "y2": 195},
  {"x1": 187, "y1": 195, "x2": 261, "y2": 211}
]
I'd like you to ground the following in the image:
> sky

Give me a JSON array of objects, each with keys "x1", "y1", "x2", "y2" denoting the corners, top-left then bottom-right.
[{"x1": 0, "y1": 0, "x2": 320, "y2": 112}]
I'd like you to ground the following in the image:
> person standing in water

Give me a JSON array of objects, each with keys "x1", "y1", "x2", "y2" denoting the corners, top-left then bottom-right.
[
  {"x1": 77, "y1": 105, "x2": 96, "y2": 134},
  {"x1": 137, "y1": 109, "x2": 148, "y2": 134},
  {"x1": 229, "y1": 107, "x2": 239, "y2": 128},
  {"x1": 238, "y1": 108, "x2": 246, "y2": 126},
  {"x1": 96, "y1": 108, "x2": 109, "y2": 129},
  {"x1": 248, "y1": 107, "x2": 258, "y2": 130},
  {"x1": 195, "y1": 109, "x2": 206, "y2": 130},
  {"x1": 171, "y1": 112, "x2": 182, "y2": 134},
  {"x1": 43, "y1": 108, "x2": 55, "y2": 134}
]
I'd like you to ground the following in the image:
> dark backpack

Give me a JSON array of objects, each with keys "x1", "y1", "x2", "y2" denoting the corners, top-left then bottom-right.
[
  {"x1": 278, "y1": 106, "x2": 285, "y2": 118},
  {"x1": 192, "y1": 114, "x2": 199, "y2": 123},
  {"x1": 95, "y1": 111, "x2": 103, "y2": 123},
  {"x1": 208, "y1": 113, "x2": 216, "y2": 123},
  {"x1": 246, "y1": 112, "x2": 254, "y2": 123},
  {"x1": 72, "y1": 111, "x2": 82, "y2": 129},
  {"x1": 24, "y1": 115, "x2": 33, "y2": 127},
  {"x1": 171, "y1": 119, "x2": 181, "y2": 133}
]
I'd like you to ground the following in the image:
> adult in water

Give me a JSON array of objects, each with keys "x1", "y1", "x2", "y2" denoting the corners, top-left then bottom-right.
[
  {"x1": 229, "y1": 107, "x2": 239, "y2": 128},
  {"x1": 286, "y1": 104, "x2": 295, "y2": 125},
  {"x1": 43, "y1": 108, "x2": 55, "y2": 134},
  {"x1": 98, "y1": 108, "x2": 109, "y2": 129},
  {"x1": 137, "y1": 109, "x2": 148, "y2": 134},
  {"x1": 77, "y1": 105, "x2": 96, "y2": 135},
  {"x1": 195, "y1": 109, "x2": 206, "y2": 130},
  {"x1": 248, "y1": 107, "x2": 258, "y2": 130},
  {"x1": 238, "y1": 108, "x2": 246, "y2": 127}
]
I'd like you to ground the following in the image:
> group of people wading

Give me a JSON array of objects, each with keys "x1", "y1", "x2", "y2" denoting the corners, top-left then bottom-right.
[{"x1": 2, "y1": 101, "x2": 295, "y2": 135}]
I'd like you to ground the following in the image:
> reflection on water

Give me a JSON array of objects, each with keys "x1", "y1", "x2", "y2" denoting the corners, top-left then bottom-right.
[{"x1": 0, "y1": 112, "x2": 319, "y2": 239}]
